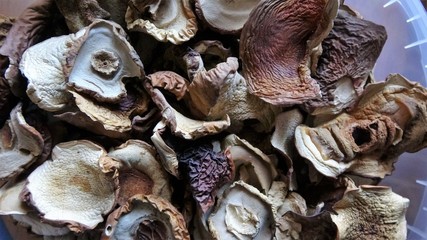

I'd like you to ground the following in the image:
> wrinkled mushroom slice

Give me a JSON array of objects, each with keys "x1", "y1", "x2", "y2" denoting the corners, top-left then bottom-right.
[
  {"x1": 0, "y1": 0, "x2": 59, "y2": 97},
  {"x1": 55, "y1": 0, "x2": 110, "y2": 32},
  {"x1": 145, "y1": 80, "x2": 230, "y2": 139},
  {"x1": 126, "y1": 0, "x2": 198, "y2": 44},
  {"x1": 0, "y1": 15, "x2": 14, "y2": 47},
  {"x1": 283, "y1": 211, "x2": 338, "y2": 239},
  {"x1": 147, "y1": 71, "x2": 189, "y2": 100},
  {"x1": 0, "y1": 181, "x2": 29, "y2": 215},
  {"x1": 12, "y1": 213, "x2": 71, "y2": 237},
  {"x1": 296, "y1": 74, "x2": 427, "y2": 178},
  {"x1": 57, "y1": 87, "x2": 149, "y2": 138},
  {"x1": 184, "y1": 51, "x2": 280, "y2": 132},
  {"x1": 208, "y1": 181, "x2": 275, "y2": 240},
  {"x1": 195, "y1": 0, "x2": 260, "y2": 34},
  {"x1": 22, "y1": 140, "x2": 115, "y2": 232},
  {"x1": 331, "y1": 186, "x2": 409, "y2": 239},
  {"x1": 305, "y1": 9, "x2": 387, "y2": 115},
  {"x1": 177, "y1": 144, "x2": 234, "y2": 212},
  {"x1": 66, "y1": 20, "x2": 143, "y2": 102},
  {"x1": 103, "y1": 194, "x2": 190, "y2": 240},
  {"x1": 193, "y1": 40, "x2": 232, "y2": 64},
  {"x1": 103, "y1": 139, "x2": 172, "y2": 202},
  {"x1": 239, "y1": 0, "x2": 339, "y2": 106},
  {"x1": 221, "y1": 134, "x2": 278, "y2": 193},
  {"x1": 151, "y1": 122, "x2": 180, "y2": 177},
  {"x1": 0, "y1": 103, "x2": 43, "y2": 186}
]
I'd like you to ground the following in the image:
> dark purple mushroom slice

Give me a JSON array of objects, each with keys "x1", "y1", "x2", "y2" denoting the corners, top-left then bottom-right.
[
  {"x1": 305, "y1": 8, "x2": 387, "y2": 115},
  {"x1": 239, "y1": 0, "x2": 339, "y2": 106}
]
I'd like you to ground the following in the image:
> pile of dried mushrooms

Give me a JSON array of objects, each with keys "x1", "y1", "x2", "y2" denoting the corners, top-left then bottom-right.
[{"x1": 1, "y1": 0, "x2": 425, "y2": 239}]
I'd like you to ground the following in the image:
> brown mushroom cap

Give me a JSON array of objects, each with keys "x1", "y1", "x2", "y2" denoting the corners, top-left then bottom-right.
[
  {"x1": 126, "y1": 0, "x2": 198, "y2": 44},
  {"x1": 102, "y1": 194, "x2": 190, "y2": 240},
  {"x1": 239, "y1": 0, "x2": 339, "y2": 106},
  {"x1": 22, "y1": 140, "x2": 115, "y2": 232},
  {"x1": 331, "y1": 185, "x2": 409, "y2": 239},
  {"x1": 0, "y1": 103, "x2": 43, "y2": 186},
  {"x1": 195, "y1": 0, "x2": 261, "y2": 35}
]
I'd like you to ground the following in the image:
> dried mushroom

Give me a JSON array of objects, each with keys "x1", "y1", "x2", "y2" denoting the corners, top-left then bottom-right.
[
  {"x1": 239, "y1": 0, "x2": 339, "y2": 106},
  {"x1": 21, "y1": 140, "x2": 115, "y2": 232},
  {"x1": 283, "y1": 211, "x2": 338, "y2": 239},
  {"x1": 147, "y1": 71, "x2": 189, "y2": 100},
  {"x1": 0, "y1": 181, "x2": 28, "y2": 215},
  {"x1": 126, "y1": 0, "x2": 198, "y2": 44},
  {"x1": 0, "y1": 15, "x2": 14, "y2": 47},
  {"x1": 102, "y1": 194, "x2": 190, "y2": 240},
  {"x1": 222, "y1": 134, "x2": 278, "y2": 193},
  {"x1": 195, "y1": 0, "x2": 261, "y2": 35},
  {"x1": 305, "y1": 8, "x2": 387, "y2": 115},
  {"x1": 151, "y1": 122, "x2": 180, "y2": 177},
  {"x1": 101, "y1": 139, "x2": 172, "y2": 204},
  {"x1": 331, "y1": 186, "x2": 409, "y2": 239},
  {"x1": 11, "y1": 213, "x2": 70, "y2": 237},
  {"x1": 55, "y1": 0, "x2": 110, "y2": 32},
  {"x1": 178, "y1": 143, "x2": 234, "y2": 212},
  {"x1": 184, "y1": 50, "x2": 280, "y2": 132},
  {"x1": 208, "y1": 180, "x2": 275, "y2": 240},
  {"x1": 0, "y1": 103, "x2": 43, "y2": 187},
  {"x1": 295, "y1": 74, "x2": 427, "y2": 178}
]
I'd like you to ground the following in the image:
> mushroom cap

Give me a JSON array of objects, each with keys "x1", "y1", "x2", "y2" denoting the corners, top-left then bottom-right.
[
  {"x1": 208, "y1": 180, "x2": 275, "y2": 240},
  {"x1": 126, "y1": 0, "x2": 198, "y2": 44},
  {"x1": 0, "y1": 103, "x2": 43, "y2": 185},
  {"x1": 239, "y1": 0, "x2": 339, "y2": 106},
  {"x1": 195, "y1": 0, "x2": 261, "y2": 35},
  {"x1": 331, "y1": 185, "x2": 409, "y2": 239},
  {"x1": 22, "y1": 140, "x2": 115, "y2": 232},
  {"x1": 103, "y1": 194, "x2": 190, "y2": 240}
]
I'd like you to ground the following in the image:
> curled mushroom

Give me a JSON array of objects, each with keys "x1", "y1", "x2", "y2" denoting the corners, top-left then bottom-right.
[
  {"x1": 208, "y1": 180, "x2": 275, "y2": 240},
  {"x1": 21, "y1": 140, "x2": 115, "y2": 232},
  {"x1": 195, "y1": 0, "x2": 261, "y2": 35},
  {"x1": 102, "y1": 194, "x2": 190, "y2": 240},
  {"x1": 239, "y1": 0, "x2": 339, "y2": 106},
  {"x1": 0, "y1": 103, "x2": 43, "y2": 187},
  {"x1": 331, "y1": 185, "x2": 409, "y2": 239},
  {"x1": 305, "y1": 8, "x2": 387, "y2": 115},
  {"x1": 295, "y1": 74, "x2": 427, "y2": 178},
  {"x1": 125, "y1": 0, "x2": 198, "y2": 44}
]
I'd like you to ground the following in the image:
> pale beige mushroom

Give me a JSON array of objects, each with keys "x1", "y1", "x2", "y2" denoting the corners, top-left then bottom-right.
[
  {"x1": 0, "y1": 103, "x2": 43, "y2": 187},
  {"x1": 126, "y1": 0, "x2": 198, "y2": 44},
  {"x1": 102, "y1": 194, "x2": 190, "y2": 240},
  {"x1": 0, "y1": 181, "x2": 28, "y2": 215},
  {"x1": 195, "y1": 0, "x2": 261, "y2": 35},
  {"x1": 208, "y1": 180, "x2": 275, "y2": 240},
  {"x1": 239, "y1": 0, "x2": 339, "y2": 106},
  {"x1": 331, "y1": 185, "x2": 409, "y2": 239},
  {"x1": 221, "y1": 134, "x2": 278, "y2": 194},
  {"x1": 21, "y1": 140, "x2": 115, "y2": 232},
  {"x1": 295, "y1": 74, "x2": 427, "y2": 178},
  {"x1": 151, "y1": 121, "x2": 180, "y2": 177},
  {"x1": 100, "y1": 139, "x2": 172, "y2": 204}
]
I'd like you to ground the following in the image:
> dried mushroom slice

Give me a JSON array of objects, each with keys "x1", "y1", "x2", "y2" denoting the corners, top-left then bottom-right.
[
  {"x1": 208, "y1": 181, "x2": 275, "y2": 240},
  {"x1": 0, "y1": 181, "x2": 28, "y2": 215},
  {"x1": 331, "y1": 186, "x2": 409, "y2": 239},
  {"x1": 126, "y1": 0, "x2": 198, "y2": 44},
  {"x1": 151, "y1": 122, "x2": 180, "y2": 177},
  {"x1": 221, "y1": 134, "x2": 278, "y2": 193},
  {"x1": 195, "y1": 0, "x2": 261, "y2": 35},
  {"x1": 283, "y1": 211, "x2": 338, "y2": 239},
  {"x1": 147, "y1": 71, "x2": 189, "y2": 100},
  {"x1": 239, "y1": 0, "x2": 339, "y2": 106},
  {"x1": 65, "y1": 20, "x2": 143, "y2": 102},
  {"x1": 0, "y1": 103, "x2": 43, "y2": 186},
  {"x1": 22, "y1": 140, "x2": 115, "y2": 232},
  {"x1": 102, "y1": 139, "x2": 172, "y2": 204},
  {"x1": 295, "y1": 74, "x2": 427, "y2": 178},
  {"x1": 184, "y1": 51, "x2": 280, "y2": 132},
  {"x1": 305, "y1": 8, "x2": 387, "y2": 115},
  {"x1": 0, "y1": 15, "x2": 14, "y2": 47},
  {"x1": 102, "y1": 194, "x2": 190, "y2": 240},
  {"x1": 177, "y1": 144, "x2": 234, "y2": 212},
  {"x1": 12, "y1": 213, "x2": 70, "y2": 237},
  {"x1": 55, "y1": 0, "x2": 110, "y2": 32},
  {"x1": 144, "y1": 80, "x2": 230, "y2": 140}
]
